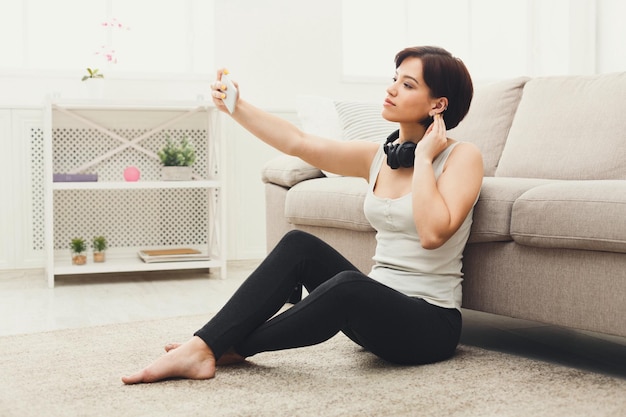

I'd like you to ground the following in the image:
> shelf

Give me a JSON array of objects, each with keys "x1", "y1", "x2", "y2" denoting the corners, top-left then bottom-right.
[
  {"x1": 44, "y1": 102, "x2": 226, "y2": 287},
  {"x1": 50, "y1": 99, "x2": 216, "y2": 111},
  {"x1": 53, "y1": 248, "x2": 221, "y2": 276},
  {"x1": 52, "y1": 180, "x2": 221, "y2": 190}
]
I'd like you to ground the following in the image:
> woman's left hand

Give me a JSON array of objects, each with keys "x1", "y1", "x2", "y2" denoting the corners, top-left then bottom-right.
[{"x1": 415, "y1": 114, "x2": 448, "y2": 164}]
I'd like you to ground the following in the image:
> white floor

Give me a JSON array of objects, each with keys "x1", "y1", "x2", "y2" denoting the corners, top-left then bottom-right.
[
  {"x1": 1, "y1": 261, "x2": 625, "y2": 379},
  {"x1": 0, "y1": 262, "x2": 253, "y2": 337}
]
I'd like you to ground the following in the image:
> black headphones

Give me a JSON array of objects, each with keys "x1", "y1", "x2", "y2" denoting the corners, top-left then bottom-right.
[{"x1": 383, "y1": 130, "x2": 416, "y2": 169}]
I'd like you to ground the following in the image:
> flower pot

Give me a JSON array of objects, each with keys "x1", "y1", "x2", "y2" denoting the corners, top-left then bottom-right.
[
  {"x1": 161, "y1": 166, "x2": 192, "y2": 181},
  {"x1": 93, "y1": 251, "x2": 106, "y2": 263},
  {"x1": 72, "y1": 254, "x2": 87, "y2": 265},
  {"x1": 85, "y1": 78, "x2": 105, "y2": 99}
]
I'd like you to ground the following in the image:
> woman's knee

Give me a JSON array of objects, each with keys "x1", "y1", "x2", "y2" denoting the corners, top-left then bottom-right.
[
  {"x1": 278, "y1": 230, "x2": 317, "y2": 249},
  {"x1": 332, "y1": 270, "x2": 367, "y2": 284},
  {"x1": 319, "y1": 271, "x2": 377, "y2": 301},
  {"x1": 277, "y1": 230, "x2": 341, "y2": 262}
]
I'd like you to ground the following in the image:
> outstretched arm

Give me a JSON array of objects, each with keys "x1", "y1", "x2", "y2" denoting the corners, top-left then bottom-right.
[{"x1": 211, "y1": 70, "x2": 377, "y2": 180}]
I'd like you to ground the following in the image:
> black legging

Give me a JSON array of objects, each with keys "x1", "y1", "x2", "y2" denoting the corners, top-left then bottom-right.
[{"x1": 194, "y1": 230, "x2": 462, "y2": 365}]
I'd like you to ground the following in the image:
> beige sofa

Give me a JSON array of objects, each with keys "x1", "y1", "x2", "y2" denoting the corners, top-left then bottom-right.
[{"x1": 261, "y1": 73, "x2": 626, "y2": 338}]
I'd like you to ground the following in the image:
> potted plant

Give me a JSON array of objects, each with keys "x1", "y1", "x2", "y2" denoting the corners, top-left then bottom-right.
[
  {"x1": 81, "y1": 67, "x2": 104, "y2": 81},
  {"x1": 157, "y1": 135, "x2": 196, "y2": 180},
  {"x1": 92, "y1": 236, "x2": 108, "y2": 263},
  {"x1": 70, "y1": 238, "x2": 87, "y2": 265},
  {"x1": 82, "y1": 68, "x2": 105, "y2": 99}
]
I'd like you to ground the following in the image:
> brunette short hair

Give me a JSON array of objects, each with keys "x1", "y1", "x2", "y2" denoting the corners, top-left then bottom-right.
[{"x1": 395, "y1": 46, "x2": 473, "y2": 130}]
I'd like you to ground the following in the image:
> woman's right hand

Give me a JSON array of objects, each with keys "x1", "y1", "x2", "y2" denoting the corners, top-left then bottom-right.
[
  {"x1": 210, "y1": 68, "x2": 239, "y2": 114},
  {"x1": 415, "y1": 114, "x2": 448, "y2": 163}
]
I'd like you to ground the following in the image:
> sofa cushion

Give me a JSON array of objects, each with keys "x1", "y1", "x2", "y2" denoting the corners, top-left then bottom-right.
[
  {"x1": 496, "y1": 72, "x2": 626, "y2": 180},
  {"x1": 468, "y1": 177, "x2": 555, "y2": 243},
  {"x1": 448, "y1": 77, "x2": 529, "y2": 177},
  {"x1": 511, "y1": 181, "x2": 626, "y2": 253},
  {"x1": 261, "y1": 155, "x2": 324, "y2": 188},
  {"x1": 285, "y1": 176, "x2": 373, "y2": 232}
]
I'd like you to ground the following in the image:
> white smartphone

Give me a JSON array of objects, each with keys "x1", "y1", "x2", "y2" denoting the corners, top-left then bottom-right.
[{"x1": 221, "y1": 72, "x2": 238, "y2": 114}]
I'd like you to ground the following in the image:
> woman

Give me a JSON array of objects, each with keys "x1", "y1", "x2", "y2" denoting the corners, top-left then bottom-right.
[{"x1": 122, "y1": 46, "x2": 483, "y2": 384}]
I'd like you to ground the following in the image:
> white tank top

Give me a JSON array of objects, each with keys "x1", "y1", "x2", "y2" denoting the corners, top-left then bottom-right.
[{"x1": 364, "y1": 142, "x2": 474, "y2": 310}]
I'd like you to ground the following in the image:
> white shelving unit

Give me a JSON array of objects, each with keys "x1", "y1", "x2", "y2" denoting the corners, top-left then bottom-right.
[{"x1": 43, "y1": 99, "x2": 226, "y2": 288}]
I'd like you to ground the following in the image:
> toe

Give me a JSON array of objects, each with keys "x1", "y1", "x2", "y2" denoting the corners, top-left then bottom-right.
[{"x1": 164, "y1": 342, "x2": 182, "y2": 352}]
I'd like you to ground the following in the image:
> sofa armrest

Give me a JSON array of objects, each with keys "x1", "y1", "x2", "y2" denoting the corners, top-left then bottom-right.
[{"x1": 261, "y1": 155, "x2": 325, "y2": 188}]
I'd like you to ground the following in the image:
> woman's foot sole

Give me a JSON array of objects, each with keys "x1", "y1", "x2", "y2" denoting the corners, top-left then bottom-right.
[{"x1": 122, "y1": 336, "x2": 217, "y2": 384}]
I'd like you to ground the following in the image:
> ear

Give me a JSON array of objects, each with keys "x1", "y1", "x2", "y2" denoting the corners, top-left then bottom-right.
[{"x1": 429, "y1": 98, "x2": 449, "y2": 116}]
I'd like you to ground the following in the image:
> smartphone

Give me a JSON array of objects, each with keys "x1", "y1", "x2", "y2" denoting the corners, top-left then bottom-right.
[{"x1": 221, "y1": 72, "x2": 238, "y2": 114}]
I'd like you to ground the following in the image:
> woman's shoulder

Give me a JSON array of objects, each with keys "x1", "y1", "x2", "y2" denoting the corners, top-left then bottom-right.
[
  {"x1": 443, "y1": 139, "x2": 483, "y2": 171},
  {"x1": 447, "y1": 139, "x2": 481, "y2": 158}
]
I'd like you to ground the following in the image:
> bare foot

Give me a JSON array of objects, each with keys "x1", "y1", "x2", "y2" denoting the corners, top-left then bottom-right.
[
  {"x1": 122, "y1": 336, "x2": 216, "y2": 384},
  {"x1": 217, "y1": 348, "x2": 246, "y2": 366},
  {"x1": 165, "y1": 343, "x2": 246, "y2": 366}
]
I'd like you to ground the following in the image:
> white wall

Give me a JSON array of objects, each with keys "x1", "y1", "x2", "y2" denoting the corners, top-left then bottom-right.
[
  {"x1": 213, "y1": 0, "x2": 389, "y2": 260},
  {"x1": 596, "y1": 0, "x2": 626, "y2": 73},
  {"x1": 214, "y1": 0, "x2": 388, "y2": 108}
]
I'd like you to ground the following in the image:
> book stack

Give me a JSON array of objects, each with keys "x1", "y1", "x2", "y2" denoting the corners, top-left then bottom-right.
[
  {"x1": 53, "y1": 173, "x2": 98, "y2": 182},
  {"x1": 137, "y1": 248, "x2": 210, "y2": 263}
]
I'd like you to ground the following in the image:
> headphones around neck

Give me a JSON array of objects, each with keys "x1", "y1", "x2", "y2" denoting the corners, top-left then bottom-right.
[{"x1": 383, "y1": 130, "x2": 416, "y2": 169}]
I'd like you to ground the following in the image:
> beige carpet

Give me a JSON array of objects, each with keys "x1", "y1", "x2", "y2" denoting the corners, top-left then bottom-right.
[{"x1": 1, "y1": 315, "x2": 625, "y2": 417}]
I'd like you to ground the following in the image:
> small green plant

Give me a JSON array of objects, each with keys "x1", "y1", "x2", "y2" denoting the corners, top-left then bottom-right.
[
  {"x1": 92, "y1": 235, "x2": 107, "y2": 263},
  {"x1": 157, "y1": 135, "x2": 196, "y2": 167},
  {"x1": 70, "y1": 238, "x2": 87, "y2": 254},
  {"x1": 92, "y1": 236, "x2": 107, "y2": 252},
  {"x1": 70, "y1": 237, "x2": 87, "y2": 265},
  {"x1": 81, "y1": 68, "x2": 104, "y2": 81}
]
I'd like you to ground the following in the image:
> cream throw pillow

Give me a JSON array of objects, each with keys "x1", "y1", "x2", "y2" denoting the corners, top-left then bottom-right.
[
  {"x1": 334, "y1": 101, "x2": 397, "y2": 143},
  {"x1": 297, "y1": 96, "x2": 397, "y2": 177}
]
